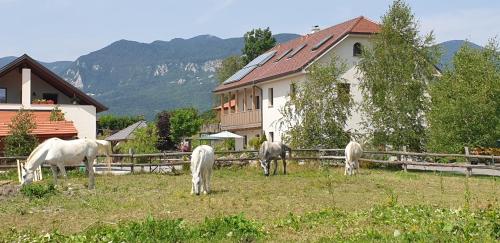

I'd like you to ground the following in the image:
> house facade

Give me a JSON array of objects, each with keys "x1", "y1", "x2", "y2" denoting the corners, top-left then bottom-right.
[
  {"x1": 213, "y1": 17, "x2": 380, "y2": 150},
  {"x1": 0, "y1": 55, "x2": 107, "y2": 148}
]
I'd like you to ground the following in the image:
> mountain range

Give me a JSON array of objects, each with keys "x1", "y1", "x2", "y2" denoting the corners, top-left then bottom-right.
[{"x1": 0, "y1": 37, "x2": 479, "y2": 119}]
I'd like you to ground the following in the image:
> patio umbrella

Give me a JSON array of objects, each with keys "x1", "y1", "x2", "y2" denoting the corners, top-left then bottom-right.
[{"x1": 207, "y1": 131, "x2": 243, "y2": 139}]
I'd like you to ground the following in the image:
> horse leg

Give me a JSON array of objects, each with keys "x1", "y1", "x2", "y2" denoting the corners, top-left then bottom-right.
[
  {"x1": 356, "y1": 160, "x2": 360, "y2": 174},
  {"x1": 283, "y1": 157, "x2": 287, "y2": 175},
  {"x1": 86, "y1": 157, "x2": 96, "y2": 190},
  {"x1": 57, "y1": 163, "x2": 67, "y2": 179},
  {"x1": 344, "y1": 162, "x2": 348, "y2": 176},
  {"x1": 51, "y1": 165, "x2": 58, "y2": 185},
  {"x1": 273, "y1": 159, "x2": 278, "y2": 175}
]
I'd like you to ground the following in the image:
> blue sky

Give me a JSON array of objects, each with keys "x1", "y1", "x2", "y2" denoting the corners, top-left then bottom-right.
[{"x1": 1, "y1": 0, "x2": 498, "y2": 61}]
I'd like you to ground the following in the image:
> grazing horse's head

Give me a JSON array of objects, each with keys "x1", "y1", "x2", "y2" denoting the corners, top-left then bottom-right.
[
  {"x1": 192, "y1": 175, "x2": 202, "y2": 195},
  {"x1": 260, "y1": 159, "x2": 270, "y2": 176},
  {"x1": 21, "y1": 167, "x2": 34, "y2": 185}
]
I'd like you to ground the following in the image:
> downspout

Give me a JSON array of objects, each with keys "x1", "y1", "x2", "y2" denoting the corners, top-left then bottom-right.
[{"x1": 254, "y1": 84, "x2": 264, "y2": 136}]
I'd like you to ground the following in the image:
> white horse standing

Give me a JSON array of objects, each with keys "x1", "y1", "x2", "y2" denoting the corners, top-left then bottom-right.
[
  {"x1": 344, "y1": 141, "x2": 363, "y2": 176},
  {"x1": 190, "y1": 145, "x2": 215, "y2": 195},
  {"x1": 22, "y1": 138, "x2": 106, "y2": 189}
]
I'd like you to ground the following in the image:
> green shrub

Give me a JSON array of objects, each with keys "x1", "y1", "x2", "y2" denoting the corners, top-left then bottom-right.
[
  {"x1": 3, "y1": 108, "x2": 38, "y2": 156},
  {"x1": 20, "y1": 183, "x2": 57, "y2": 199},
  {"x1": 194, "y1": 214, "x2": 266, "y2": 241},
  {"x1": 1, "y1": 214, "x2": 266, "y2": 242}
]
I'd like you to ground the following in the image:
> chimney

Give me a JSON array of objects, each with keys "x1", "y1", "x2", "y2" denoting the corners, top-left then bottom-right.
[{"x1": 311, "y1": 25, "x2": 320, "y2": 34}]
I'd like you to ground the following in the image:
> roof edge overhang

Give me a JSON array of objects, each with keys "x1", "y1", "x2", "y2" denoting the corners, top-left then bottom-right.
[{"x1": 0, "y1": 54, "x2": 108, "y2": 113}]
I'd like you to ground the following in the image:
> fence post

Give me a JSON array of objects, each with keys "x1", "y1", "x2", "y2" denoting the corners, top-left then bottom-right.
[
  {"x1": 464, "y1": 146, "x2": 470, "y2": 163},
  {"x1": 402, "y1": 146, "x2": 407, "y2": 172}
]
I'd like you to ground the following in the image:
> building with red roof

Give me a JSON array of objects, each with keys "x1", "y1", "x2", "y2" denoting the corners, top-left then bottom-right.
[
  {"x1": 213, "y1": 16, "x2": 380, "y2": 149},
  {"x1": 0, "y1": 55, "x2": 107, "y2": 153}
]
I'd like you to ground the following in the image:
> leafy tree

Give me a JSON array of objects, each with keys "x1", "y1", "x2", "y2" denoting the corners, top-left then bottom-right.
[
  {"x1": 98, "y1": 114, "x2": 143, "y2": 131},
  {"x1": 242, "y1": 28, "x2": 276, "y2": 64},
  {"x1": 428, "y1": 40, "x2": 500, "y2": 153},
  {"x1": 216, "y1": 55, "x2": 244, "y2": 83},
  {"x1": 156, "y1": 111, "x2": 175, "y2": 151},
  {"x1": 358, "y1": 0, "x2": 440, "y2": 151},
  {"x1": 280, "y1": 58, "x2": 352, "y2": 148},
  {"x1": 3, "y1": 108, "x2": 38, "y2": 156},
  {"x1": 118, "y1": 124, "x2": 159, "y2": 162},
  {"x1": 170, "y1": 108, "x2": 203, "y2": 144},
  {"x1": 200, "y1": 109, "x2": 218, "y2": 124}
]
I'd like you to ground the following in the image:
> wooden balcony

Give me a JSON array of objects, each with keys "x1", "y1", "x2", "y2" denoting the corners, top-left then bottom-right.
[{"x1": 220, "y1": 109, "x2": 261, "y2": 131}]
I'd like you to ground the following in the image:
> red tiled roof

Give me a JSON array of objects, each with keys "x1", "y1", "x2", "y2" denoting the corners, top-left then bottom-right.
[
  {"x1": 214, "y1": 16, "x2": 380, "y2": 92},
  {"x1": 213, "y1": 99, "x2": 236, "y2": 110},
  {"x1": 0, "y1": 111, "x2": 77, "y2": 137}
]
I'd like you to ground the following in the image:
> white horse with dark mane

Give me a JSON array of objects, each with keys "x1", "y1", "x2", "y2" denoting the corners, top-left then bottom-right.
[
  {"x1": 258, "y1": 141, "x2": 291, "y2": 176},
  {"x1": 190, "y1": 145, "x2": 215, "y2": 195},
  {"x1": 344, "y1": 141, "x2": 362, "y2": 176},
  {"x1": 22, "y1": 138, "x2": 112, "y2": 189}
]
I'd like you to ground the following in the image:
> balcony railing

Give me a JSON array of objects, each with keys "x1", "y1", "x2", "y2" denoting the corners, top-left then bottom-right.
[{"x1": 220, "y1": 109, "x2": 261, "y2": 131}]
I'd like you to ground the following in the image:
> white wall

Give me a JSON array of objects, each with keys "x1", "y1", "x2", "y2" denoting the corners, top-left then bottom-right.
[
  {"x1": 260, "y1": 73, "x2": 304, "y2": 142},
  {"x1": 259, "y1": 34, "x2": 374, "y2": 142},
  {"x1": 316, "y1": 34, "x2": 373, "y2": 134},
  {"x1": 59, "y1": 105, "x2": 97, "y2": 139}
]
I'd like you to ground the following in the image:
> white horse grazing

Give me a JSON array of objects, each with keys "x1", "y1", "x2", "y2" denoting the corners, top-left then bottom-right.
[
  {"x1": 190, "y1": 145, "x2": 215, "y2": 195},
  {"x1": 259, "y1": 141, "x2": 291, "y2": 176},
  {"x1": 22, "y1": 138, "x2": 103, "y2": 189},
  {"x1": 344, "y1": 141, "x2": 363, "y2": 176}
]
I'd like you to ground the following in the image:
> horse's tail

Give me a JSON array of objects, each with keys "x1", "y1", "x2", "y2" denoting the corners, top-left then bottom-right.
[{"x1": 191, "y1": 147, "x2": 204, "y2": 177}]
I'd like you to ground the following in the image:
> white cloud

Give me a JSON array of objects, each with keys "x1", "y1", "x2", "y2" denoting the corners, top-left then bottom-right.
[{"x1": 420, "y1": 8, "x2": 500, "y2": 45}]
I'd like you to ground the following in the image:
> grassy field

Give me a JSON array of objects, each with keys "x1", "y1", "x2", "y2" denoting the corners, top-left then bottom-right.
[{"x1": 0, "y1": 163, "x2": 498, "y2": 241}]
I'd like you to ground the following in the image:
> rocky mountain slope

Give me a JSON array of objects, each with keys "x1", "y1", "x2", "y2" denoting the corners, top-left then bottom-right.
[{"x1": 1, "y1": 39, "x2": 479, "y2": 119}]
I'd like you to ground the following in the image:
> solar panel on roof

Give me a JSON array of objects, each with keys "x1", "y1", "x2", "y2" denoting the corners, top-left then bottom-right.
[
  {"x1": 222, "y1": 51, "x2": 277, "y2": 84},
  {"x1": 275, "y1": 49, "x2": 293, "y2": 62},
  {"x1": 287, "y1": 44, "x2": 307, "y2": 58},
  {"x1": 223, "y1": 66, "x2": 258, "y2": 84},
  {"x1": 312, "y1": 35, "x2": 333, "y2": 51},
  {"x1": 246, "y1": 51, "x2": 277, "y2": 67}
]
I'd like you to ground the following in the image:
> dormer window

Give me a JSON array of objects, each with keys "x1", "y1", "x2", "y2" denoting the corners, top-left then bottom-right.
[{"x1": 353, "y1": 43, "x2": 362, "y2": 57}]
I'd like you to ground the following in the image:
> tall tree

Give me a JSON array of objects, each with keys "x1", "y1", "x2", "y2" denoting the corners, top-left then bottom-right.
[
  {"x1": 216, "y1": 55, "x2": 244, "y2": 83},
  {"x1": 170, "y1": 107, "x2": 203, "y2": 144},
  {"x1": 280, "y1": 58, "x2": 352, "y2": 148},
  {"x1": 3, "y1": 108, "x2": 38, "y2": 156},
  {"x1": 242, "y1": 28, "x2": 276, "y2": 64},
  {"x1": 156, "y1": 111, "x2": 175, "y2": 151},
  {"x1": 358, "y1": 0, "x2": 439, "y2": 151},
  {"x1": 428, "y1": 40, "x2": 500, "y2": 153}
]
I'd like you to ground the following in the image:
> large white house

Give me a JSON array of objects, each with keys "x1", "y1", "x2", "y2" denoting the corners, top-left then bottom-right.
[
  {"x1": 0, "y1": 54, "x2": 107, "y2": 150},
  {"x1": 213, "y1": 16, "x2": 380, "y2": 150}
]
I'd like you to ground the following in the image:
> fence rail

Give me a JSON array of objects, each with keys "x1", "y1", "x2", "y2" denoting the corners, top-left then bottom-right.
[{"x1": 0, "y1": 148, "x2": 498, "y2": 177}]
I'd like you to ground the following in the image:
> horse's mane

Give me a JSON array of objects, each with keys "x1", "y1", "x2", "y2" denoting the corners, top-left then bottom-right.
[{"x1": 25, "y1": 138, "x2": 57, "y2": 170}]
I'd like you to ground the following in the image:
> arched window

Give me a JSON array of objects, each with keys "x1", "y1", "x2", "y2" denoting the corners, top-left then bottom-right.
[{"x1": 353, "y1": 42, "x2": 362, "y2": 57}]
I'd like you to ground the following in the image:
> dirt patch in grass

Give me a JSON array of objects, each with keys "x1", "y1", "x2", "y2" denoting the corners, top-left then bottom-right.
[
  {"x1": 0, "y1": 182, "x2": 19, "y2": 200},
  {"x1": 0, "y1": 164, "x2": 498, "y2": 237}
]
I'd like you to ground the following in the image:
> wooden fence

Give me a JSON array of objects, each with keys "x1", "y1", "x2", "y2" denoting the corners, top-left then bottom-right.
[{"x1": 0, "y1": 148, "x2": 498, "y2": 177}]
